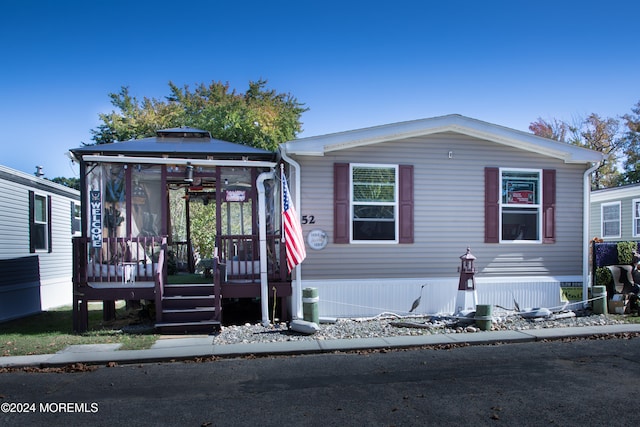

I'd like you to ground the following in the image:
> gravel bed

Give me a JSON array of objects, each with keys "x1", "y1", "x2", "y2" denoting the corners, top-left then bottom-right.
[{"x1": 212, "y1": 310, "x2": 632, "y2": 345}]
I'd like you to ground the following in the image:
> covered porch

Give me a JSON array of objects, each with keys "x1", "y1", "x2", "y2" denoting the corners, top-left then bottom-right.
[{"x1": 70, "y1": 127, "x2": 293, "y2": 333}]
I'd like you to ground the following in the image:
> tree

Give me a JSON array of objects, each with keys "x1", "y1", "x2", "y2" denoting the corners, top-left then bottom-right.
[
  {"x1": 90, "y1": 80, "x2": 308, "y2": 151},
  {"x1": 620, "y1": 101, "x2": 640, "y2": 185},
  {"x1": 49, "y1": 176, "x2": 80, "y2": 190},
  {"x1": 528, "y1": 117, "x2": 568, "y2": 141},
  {"x1": 571, "y1": 114, "x2": 622, "y2": 189},
  {"x1": 529, "y1": 114, "x2": 622, "y2": 189}
]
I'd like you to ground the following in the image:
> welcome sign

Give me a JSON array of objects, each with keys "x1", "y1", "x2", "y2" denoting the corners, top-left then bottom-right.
[{"x1": 90, "y1": 190, "x2": 102, "y2": 248}]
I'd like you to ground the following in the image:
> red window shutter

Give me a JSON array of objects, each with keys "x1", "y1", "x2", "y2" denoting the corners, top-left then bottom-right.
[
  {"x1": 542, "y1": 169, "x2": 556, "y2": 244},
  {"x1": 398, "y1": 165, "x2": 414, "y2": 243},
  {"x1": 334, "y1": 163, "x2": 350, "y2": 243},
  {"x1": 484, "y1": 167, "x2": 500, "y2": 243}
]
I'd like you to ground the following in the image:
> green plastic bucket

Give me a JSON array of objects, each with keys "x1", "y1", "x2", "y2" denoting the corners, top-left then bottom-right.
[
  {"x1": 475, "y1": 304, "x2": 493, "y2": 331},
  {"x1": 592, "y1": 286, "x2": 607, "y2": 315},
  {"x1": 302, "y1": 287, "x2": 319, "y2": 324}
]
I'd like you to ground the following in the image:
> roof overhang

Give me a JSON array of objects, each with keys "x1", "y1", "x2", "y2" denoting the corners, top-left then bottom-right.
[
  {"x1": 282, "y1": 114, "x2": 604, "y2": 164},
  {"x1": 79, "y1": 155, "x2": 277, "y2": 169}
]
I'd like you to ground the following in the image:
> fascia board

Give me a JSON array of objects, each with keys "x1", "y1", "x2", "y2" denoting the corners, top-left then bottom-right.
[
  {"x1": 0, "y1": 164, "x2": 80, "y2": 196},
  {"x1": 449, "y1": 125, "x2": 603, "y2": 164},
  {"x1": 80, "y1": 155, "x2": 277, "y2": 168},
  {"x1": 591, "y1": 184, "x2": 640, "y2": 201}
]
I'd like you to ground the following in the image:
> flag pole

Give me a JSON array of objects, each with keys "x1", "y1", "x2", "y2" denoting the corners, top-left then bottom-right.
[{"x1": 281, "y1": 163, "x2": 285, "y2": 244}]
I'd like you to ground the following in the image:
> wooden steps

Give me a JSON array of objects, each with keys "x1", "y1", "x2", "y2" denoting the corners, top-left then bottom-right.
[
  {"x1": 154, "y1": 320, "x2": 220, "y2": 334},
  {"x1": 156, "y1": 283, "x2": 220, "y2": 334}
]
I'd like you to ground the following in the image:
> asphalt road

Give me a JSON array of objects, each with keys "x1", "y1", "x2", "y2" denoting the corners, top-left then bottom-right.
[{"x1": 1, "y1": 336, "x2": 639, "y2": 426}]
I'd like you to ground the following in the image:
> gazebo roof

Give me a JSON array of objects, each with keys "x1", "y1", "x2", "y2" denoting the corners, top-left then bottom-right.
[{"x1": 70, "y1": 127, "x2": 275, "y2": 161}]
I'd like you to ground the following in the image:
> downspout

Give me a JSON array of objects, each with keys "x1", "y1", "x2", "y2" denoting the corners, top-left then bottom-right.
[
  {"x1": 279, "y1": 146, "x2": 303, "y2": 320},
  {"x1": 583, "y1": 161, "x2": 601, "y2": 306},
  {"x1": 257, "y1": 170, "x2": 275, "y2": 326}
]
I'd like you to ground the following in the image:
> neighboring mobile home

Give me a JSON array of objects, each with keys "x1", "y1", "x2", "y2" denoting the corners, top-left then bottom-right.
[
  {"x1": 0, "y1": 164, "x2": 80, "y2": 322},
  {"x1": 280, "y1": 114, "x2": 604, "y2": 317},
  {"x1": 590, "y1": 183, "x2": 640, "y2": 242}
]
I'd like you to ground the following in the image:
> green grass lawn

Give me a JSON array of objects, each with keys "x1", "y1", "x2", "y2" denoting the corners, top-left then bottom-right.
[
  {"x1": 167, "y1": 273, "x2": 212, "y2": 284},
  {"x1": 0, "y1": 302, "x2": 158, "y2": 357}
]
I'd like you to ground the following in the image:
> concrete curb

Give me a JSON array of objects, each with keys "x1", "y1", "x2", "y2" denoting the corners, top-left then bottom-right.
[{"x1": 2, "y1": 324, "x2": 640, "y2": 369}]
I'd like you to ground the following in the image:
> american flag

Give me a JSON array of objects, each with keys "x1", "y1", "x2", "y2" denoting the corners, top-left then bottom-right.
[{"x1": 282, "y1": 171, "x2": 306, "y2": 272}]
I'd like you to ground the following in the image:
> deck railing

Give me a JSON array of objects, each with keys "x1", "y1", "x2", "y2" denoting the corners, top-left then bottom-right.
[
  {"x1": 217, "y1": 234, "x2": 287, "y2": 282},
  {"x1": 73, "y1": 232, "x2": 288, "y2": 290},
  {"x1": 72, "y1": 236, "x2": 166, "y2": 284},
  {"x1": 155, "y1": 237, "x2": 167, "y2": 323}
]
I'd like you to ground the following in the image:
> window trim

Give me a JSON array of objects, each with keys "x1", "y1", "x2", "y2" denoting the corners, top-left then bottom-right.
[
  {"x1": 499, "y1": 167, "x2": 543, "y2": 244},
  {"x1": 632, "y1": 198, "x2": 640, "y2": 238},
  {"x1": 601, "y1": 201, "x2": 622, "y2": 239},
  {"x1": 72, "y1": 201, "x2": 82, "y2": 236},
  {"x1": 30, "y1": 192, "x2": 51, "y2": 252},
  {"x1": 349, "y1": 163, "x2": 399, "y2": 244}
]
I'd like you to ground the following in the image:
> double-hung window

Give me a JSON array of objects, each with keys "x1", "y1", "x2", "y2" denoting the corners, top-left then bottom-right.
[
  {"x1": 31, "y1": 193, "x2": 50, "y2": 251},
  {"x1": 500, "y1": 169, "x2": 541, "y2": 242},
  {"x1": 72, "y1": 201, "x2": 82, "y2": 235},
  {"x1": 634, "y1": 199, "x2": 640, "y2": 238},
  {"x1": 351, "y1": 164, "x2": 398, "y2": 243},
  {"x1": 601, "y1": 201, "x2": 621, "y2": 238}
]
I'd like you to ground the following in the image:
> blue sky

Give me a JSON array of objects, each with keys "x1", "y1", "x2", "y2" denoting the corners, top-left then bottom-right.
[{"x1": 1, "y1": 0, "x2": 638, "y2": 178}]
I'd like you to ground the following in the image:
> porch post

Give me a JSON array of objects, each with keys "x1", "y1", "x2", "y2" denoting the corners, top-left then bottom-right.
[
  {"x1": 280, "y1": 150, "x2": 303, "y2": 319},
  {"x1": 257, "y1": 170, "x2": 275, "y2": 326}
]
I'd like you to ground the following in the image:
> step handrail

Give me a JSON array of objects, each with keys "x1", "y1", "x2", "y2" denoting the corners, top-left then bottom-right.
[{"x1": 155, "y1": 237, "x2": 168, "y2": 323}]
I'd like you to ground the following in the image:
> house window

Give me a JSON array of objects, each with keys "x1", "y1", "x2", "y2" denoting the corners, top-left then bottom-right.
[
  {"x1": 351, "y1": 164, "x2": 398, "y2": 242},
  {"x1": 334, "y1": 163, "x2": 413, "y2": 244},
  {"x1": 72, "y1": 201, "x2": 81, "y2": 235},
  {"x1": 30, "y1": 192, "x2": 51, "y2": 252},
  {"x1": 634, "y1": 199, "x2": 640, "y2": 238},
  {"x1": 500, "y1": 169, "x2": 541, "y2": 242},
  {"x1": 601, "y1": 201, "x2": 621, "y2": 238}
]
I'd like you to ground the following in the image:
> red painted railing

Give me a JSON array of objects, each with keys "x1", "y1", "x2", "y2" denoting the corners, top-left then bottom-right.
[
  {"x1": 72, "y1": 236, "x2": 165, "y2": 284},
  {"x1": 217, "y1": 234, "x2": 287, "y2": 283}
]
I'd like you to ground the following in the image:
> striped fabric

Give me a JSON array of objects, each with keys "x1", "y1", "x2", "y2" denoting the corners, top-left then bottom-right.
[{"x1": 282, "y1": 172, "x2": 306, "y2": 272}]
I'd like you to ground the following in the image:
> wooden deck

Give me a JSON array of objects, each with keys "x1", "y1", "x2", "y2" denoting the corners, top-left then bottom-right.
[{"x1": 72, "y1": 235, "x2": 291, "y2": 332}]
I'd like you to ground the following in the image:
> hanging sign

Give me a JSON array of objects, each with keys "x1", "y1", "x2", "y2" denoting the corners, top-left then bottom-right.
[
  {"x1": 90, "y1": 190, "x2": 103, "y2": 248},
  {"x1": 226, "y1": 190, "x2": 246, "y2": 202},
  {"x1": 508, "y1": 190, "x2": 533, "y2": 204},
  {"x1": 307, "y1": 229, "x2": 328, "y2": 250}
]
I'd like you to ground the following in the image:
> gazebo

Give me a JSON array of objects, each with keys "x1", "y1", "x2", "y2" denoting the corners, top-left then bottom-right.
[{"x1": 69, "y1": 127, "x2": 292, "y2": 333}]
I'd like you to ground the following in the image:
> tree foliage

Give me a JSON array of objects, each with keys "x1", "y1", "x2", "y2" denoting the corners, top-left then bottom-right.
[
  {"x1": 90, "y1": 80, "x2": 308, "y2": 151},
  {"x1": 620, "y1": 101, "x2": 640, "y2": 185},
  {"x1": 49, "y1": 176, "x2": 80, "y2": 190},
  {"x1": 529, "y1": 113, "x2": 623, "y2": 189}
]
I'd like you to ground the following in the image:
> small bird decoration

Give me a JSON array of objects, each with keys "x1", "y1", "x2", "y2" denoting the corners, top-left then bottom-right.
[
  {"x1": 511, "y1": 292, "x2": 521, "y2": 312},
  {"x1": 409, "y1": 284, "x2": 426, "y2": 313}
]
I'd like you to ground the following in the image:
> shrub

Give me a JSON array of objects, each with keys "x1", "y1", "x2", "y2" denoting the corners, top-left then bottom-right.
[
  {"x1": 618, "y1": 241, "x2": 639, "y2": 265},
  {"x1": 595, "y1": 266, "x2": 612, "y2": 287}
]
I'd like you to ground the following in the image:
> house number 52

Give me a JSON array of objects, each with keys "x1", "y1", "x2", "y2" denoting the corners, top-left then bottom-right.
[{"x1": 301, "y1": 215, "x2": 315, "y2": 225}]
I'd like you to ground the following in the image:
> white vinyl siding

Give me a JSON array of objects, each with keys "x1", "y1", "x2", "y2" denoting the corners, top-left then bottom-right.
[
  {"x1": 590, "y1": 185, "x2": 640, "y2": 241},
  {"x1": 0, "y1": 165, "x2": 80, "y2": 312}
]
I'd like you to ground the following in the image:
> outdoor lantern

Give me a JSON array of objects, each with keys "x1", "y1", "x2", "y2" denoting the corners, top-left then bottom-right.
[
  {"x1": 455, "y1": 247, "x2": 478, "y2": 314},
  {"x1": 460, "y1": 247, "x2": 476, "y2": 275},
  {"x1": 185, "y1": 163, "x2": 194, "y2": 183}
]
